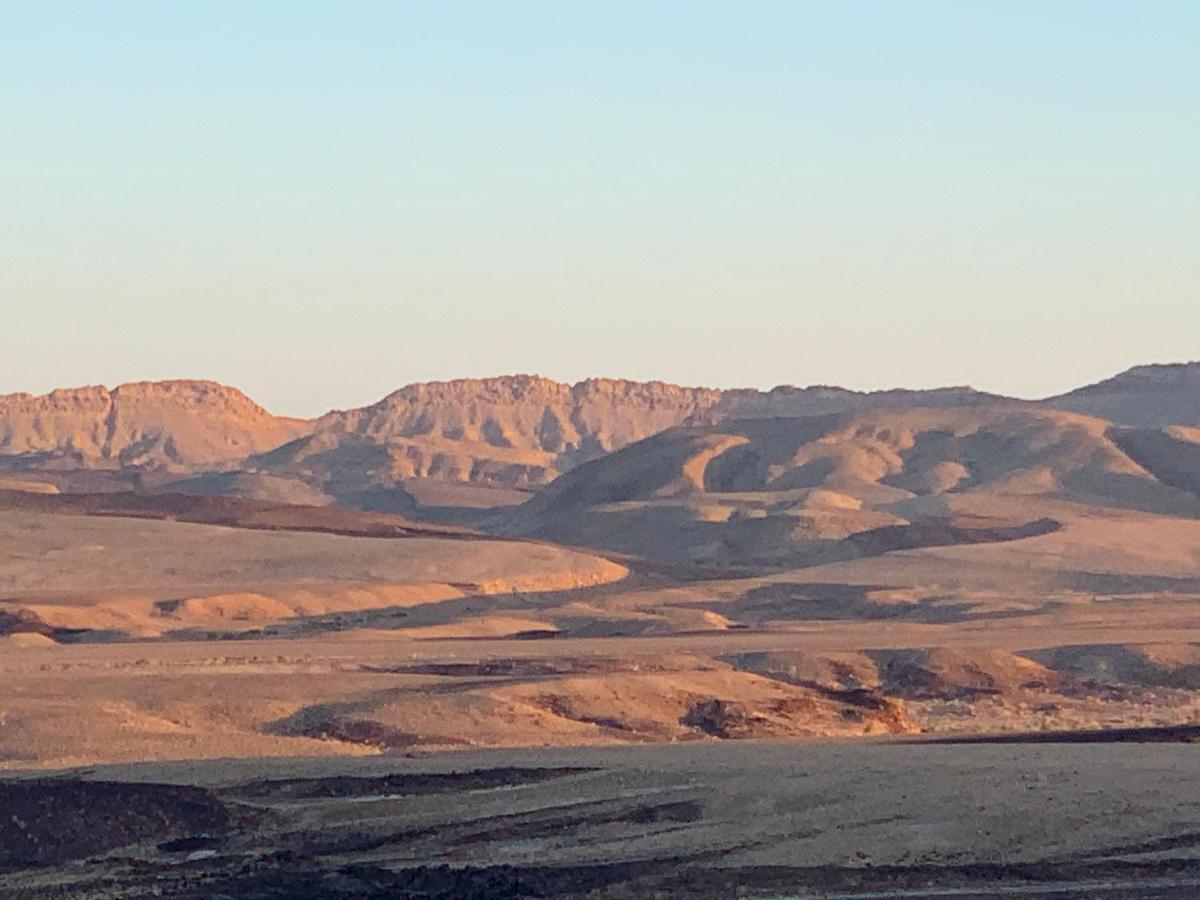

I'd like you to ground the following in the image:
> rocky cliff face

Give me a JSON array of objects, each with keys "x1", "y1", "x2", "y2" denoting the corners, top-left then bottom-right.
[
  {"x1": 0, "y1": 381, "x2": 310, "y2": 469},
  {"x1": 284, "y1": 376, "x2": 1009, "y2": 491},
  {"x1": 317, "y1": 375, "x2": 726, "y2": 465}
]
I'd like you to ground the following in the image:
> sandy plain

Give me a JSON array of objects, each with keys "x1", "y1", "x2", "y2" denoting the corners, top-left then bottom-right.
[{"x1": 4, "y1": 461, "x2": 1200, "y2": 896}]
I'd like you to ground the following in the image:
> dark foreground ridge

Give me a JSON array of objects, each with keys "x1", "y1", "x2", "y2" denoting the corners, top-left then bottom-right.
[
  {"x1": 10, "y1": 852, "x2": 1200, "y2": 898},
  {"x1": 0, "y1": 779, "x2": 237, "y2": 866},
  {"x1": 915, "y1": 724, "x2": 1200, "y2": 745},
  {"x1": 5, "y1": 758, "x2": 1200, "y2": 899},
  {"x1": 187, "y1": 859, "x2": 1200, "y2": 899}
]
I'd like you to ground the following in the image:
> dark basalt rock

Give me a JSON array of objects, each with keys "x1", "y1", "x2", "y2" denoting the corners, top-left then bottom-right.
[{"x1": 0, "y1": 779, "x2": 233, "y2": 865}]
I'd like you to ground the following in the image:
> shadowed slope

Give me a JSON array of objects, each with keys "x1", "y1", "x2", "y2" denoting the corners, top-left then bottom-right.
[
  {"x1": 1045, "y1": 362, "x2": 1200, "y2": 427},
  {"x1": 498, "y1": 406, "x2": 1198, "y2": 565},
  {"x1": 1109, "y1": 425, "x2": 1200, "y2": 498}
]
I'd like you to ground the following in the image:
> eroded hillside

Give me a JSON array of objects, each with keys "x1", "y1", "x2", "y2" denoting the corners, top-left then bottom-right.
[
  {"x1": 498, "y1": 406, "x2": 1200, "y2": 565},
  {"x1": 0, "y1": 381, "x2": 309, "y2": 469},
  {"x1": 3, "y1": 364, "x2": 1195, "y2": 514},
  {"x1": 0, "y1": 375, "x2": 1012, "y2": 507}
]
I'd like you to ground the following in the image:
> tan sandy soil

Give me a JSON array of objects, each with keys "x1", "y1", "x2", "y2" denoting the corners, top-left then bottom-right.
[
  {"x1": 0, "y1": 478, "x2": 59, "y2": 494},
  {"x1": 0, "y1": 509, "x2": 626, "y2": 638}
]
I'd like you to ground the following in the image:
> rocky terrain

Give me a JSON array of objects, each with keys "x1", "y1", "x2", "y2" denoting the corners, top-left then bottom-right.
[
  {"x1": 3, "y1": 363, "x2": 1200, "y2": 763},
  {"x1": 3, "y1": 364, "x2": 1197, "y2": 518},
  {"x1": 497, "y1": 404, "x2": 1200, "y2": 566},
  {"x1": 7, "y1": 742, "x2": 1200, "y2": 898},
  {"x1": 4, "y1": 362, "x2": 1200, "y2": 896},
  {"x1": 0, "y1": 381, "x2": 308, "y2": 470}
]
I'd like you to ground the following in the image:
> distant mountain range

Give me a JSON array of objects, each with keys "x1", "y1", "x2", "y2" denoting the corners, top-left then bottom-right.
[{"x1": 2, "y1": 364, "x2": 1198, "y2": 524}]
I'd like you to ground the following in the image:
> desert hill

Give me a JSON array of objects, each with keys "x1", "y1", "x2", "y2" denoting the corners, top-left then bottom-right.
[
  {"x1": 1045, "y1": 362, "x2": 1200, "y2": 427},
  {"x1": 0, "y1": 380, "x2": 308, "y2": 470},
  {"x1": 0, "y1": 376, "x2": 1008, "y2": 500},
  {"x1": 242, "y1": 377, "x2": 1016, "y2": 511},
  {"x1": 245, "y1": 377, "x2": 728, "y2": 504},
  {"x1": 0, "y1": 490, "x2": 626, "y2": 642},
  {"x1": 498, "y1": 406, "x2": 1200, "y2": 565}
]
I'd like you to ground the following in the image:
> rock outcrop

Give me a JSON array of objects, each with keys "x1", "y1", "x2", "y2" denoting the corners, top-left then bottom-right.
[{"x1": 0, "y1": 381, "x2": 309, "y2": 469}]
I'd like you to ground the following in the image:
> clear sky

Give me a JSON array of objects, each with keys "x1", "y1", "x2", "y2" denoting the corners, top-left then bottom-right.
[{"x1": 3, "y1": 2, "x2": 1197, "y2": 417}]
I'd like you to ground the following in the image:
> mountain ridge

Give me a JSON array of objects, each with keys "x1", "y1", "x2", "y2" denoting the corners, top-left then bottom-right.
[
  {"x1": 1, "y1": 365, "x2": 1195, "y2": 507},
  {"x1": 0, "y1": 380, "x2": 309, "y2": 469},
  {"x1": 1044, "y1": 362, "x2": 1200, "y2": 427}
]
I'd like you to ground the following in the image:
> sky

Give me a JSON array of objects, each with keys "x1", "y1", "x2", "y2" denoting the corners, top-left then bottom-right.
[{"x1": 2, "y1": 2, "x2": 1197, "y2": 417}]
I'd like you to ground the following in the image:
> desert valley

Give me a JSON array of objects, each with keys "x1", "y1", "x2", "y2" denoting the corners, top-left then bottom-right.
[
  {"x1": 2, "y1": 363, "x2": 1200, "y2": 896},
  {"x1": 10, "y1": 0, "x2": 1200, "y2": 891}
]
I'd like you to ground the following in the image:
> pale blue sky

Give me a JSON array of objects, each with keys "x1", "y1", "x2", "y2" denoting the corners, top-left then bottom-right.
[{"x1": 2, "y1": 1, "x2": 1196, "y2": 416}]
